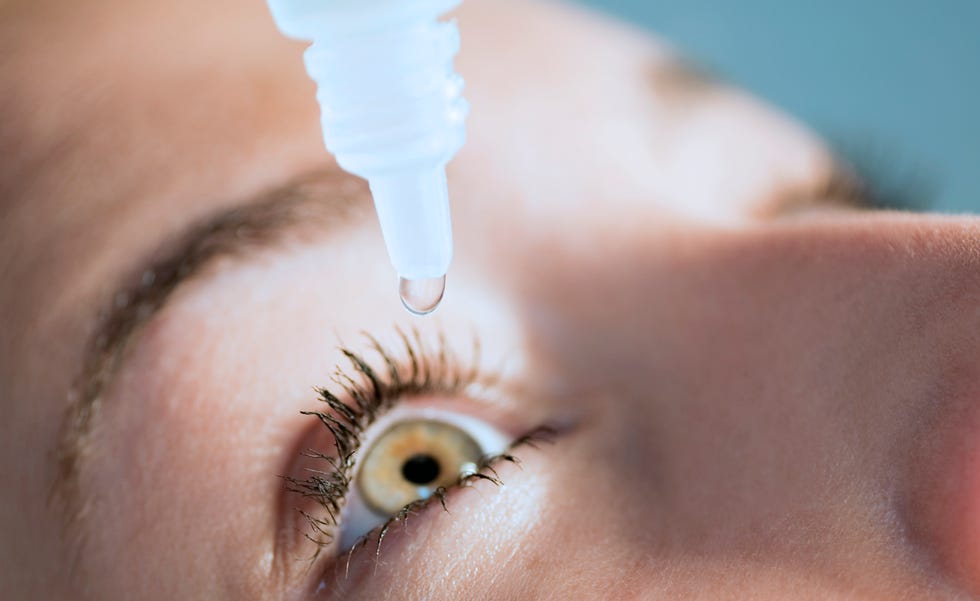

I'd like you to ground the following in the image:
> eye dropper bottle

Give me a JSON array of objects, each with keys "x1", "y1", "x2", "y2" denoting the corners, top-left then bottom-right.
[{"x1": 266, "y1": 0, "x2": 468, "y2": 315}]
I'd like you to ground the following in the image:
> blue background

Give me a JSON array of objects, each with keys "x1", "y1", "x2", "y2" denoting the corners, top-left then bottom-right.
[{"x1": 578, "y1": 0, "x2": 979, "y2": 213}]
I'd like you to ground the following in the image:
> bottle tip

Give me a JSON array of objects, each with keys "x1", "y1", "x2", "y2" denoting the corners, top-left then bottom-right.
[{"x1": 398, "y1": 275, "x2": 447, "y2": 316}]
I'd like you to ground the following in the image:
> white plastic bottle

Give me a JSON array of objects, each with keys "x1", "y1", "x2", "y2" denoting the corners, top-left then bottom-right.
[{"x1": 266, "y1": 0, "x2": 468, "y2": 315}]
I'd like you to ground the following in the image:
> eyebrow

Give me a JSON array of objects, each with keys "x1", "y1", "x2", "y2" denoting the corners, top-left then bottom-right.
[
  {"x1": 52, "y1": 168, "x2": 372, "y2": 535},
  {"x1": 646, "y1": 58, "x2": 884, "y2": 217}
]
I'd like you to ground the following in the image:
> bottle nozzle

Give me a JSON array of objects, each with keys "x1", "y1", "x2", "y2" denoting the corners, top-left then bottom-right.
[
  {"x1": 266, "y1": 0, "x2": 466, "y2": 315},
  {"x1": 369, "y1": 167, "x2": 453, "y2": 281}
]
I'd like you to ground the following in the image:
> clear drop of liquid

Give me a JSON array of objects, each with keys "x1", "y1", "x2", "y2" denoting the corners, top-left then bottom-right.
[{"x1": 398, "y1": 275, "x2": 446, "y2": 316}]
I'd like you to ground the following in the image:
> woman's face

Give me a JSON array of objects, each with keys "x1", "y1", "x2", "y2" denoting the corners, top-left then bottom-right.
[{"x1": 3, "y1": 0, "x2": 980, "y2": 598}]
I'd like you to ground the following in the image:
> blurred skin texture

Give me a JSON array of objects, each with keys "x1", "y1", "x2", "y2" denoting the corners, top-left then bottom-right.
[{"x1": 3, "y1": 0, "x2": 980, "y2": 599}]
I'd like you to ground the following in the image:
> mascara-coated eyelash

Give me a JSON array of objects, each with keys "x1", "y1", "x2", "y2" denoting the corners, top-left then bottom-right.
[{"x1": 282, "y1": 328, "x2": 550, "y2": 566}]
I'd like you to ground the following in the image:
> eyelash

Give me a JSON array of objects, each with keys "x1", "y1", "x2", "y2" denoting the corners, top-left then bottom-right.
[
  {"x1": 829, "y1": 142, "x2": 935, "y2": 212},
  {"x1": 282, "y1": 328, "x2": 552, "y2": 567}
]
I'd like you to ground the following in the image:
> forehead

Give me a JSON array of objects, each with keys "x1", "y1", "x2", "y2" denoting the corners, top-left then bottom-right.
[
  {"x1": 0, "y1": 0, "x2": 320, "y2": 323},
  {"x1": 0, "y1": 0, "x2": 638, "y2": 239},
  {"x1": 0, "y1": 0, "x2": 320, "y2": 213}
]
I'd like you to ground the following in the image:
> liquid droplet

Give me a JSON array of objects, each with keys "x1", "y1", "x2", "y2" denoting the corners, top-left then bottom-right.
[{"x1": 398, "y1": 275, "x2": 446, "y2": 316}]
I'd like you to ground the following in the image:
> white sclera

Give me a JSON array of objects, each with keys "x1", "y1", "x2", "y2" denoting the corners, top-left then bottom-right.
[{"x1": 338, "y1": 408, "x2": 511, "y2": 552}]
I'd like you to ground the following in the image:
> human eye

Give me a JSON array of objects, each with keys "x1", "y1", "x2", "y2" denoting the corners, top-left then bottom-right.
[
  {"x1": 280, "y1": 328, "x2": 555, "y2": 591},
  {"x1": 337, "y1": 408, "x2": 513, "y2": 552},
  {"x1": 768, "y1": 153, "x2": 934, "y2": 218}
]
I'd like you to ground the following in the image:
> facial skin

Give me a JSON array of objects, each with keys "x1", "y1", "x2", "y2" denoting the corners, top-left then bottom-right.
[{"x1": 2, "y1": 0, "x2": 980, "y2": 598}]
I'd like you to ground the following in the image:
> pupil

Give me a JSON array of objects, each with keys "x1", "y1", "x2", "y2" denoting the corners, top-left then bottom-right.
[{"x1": 401, "y1": 454, "x2": 441, "y2": 485}]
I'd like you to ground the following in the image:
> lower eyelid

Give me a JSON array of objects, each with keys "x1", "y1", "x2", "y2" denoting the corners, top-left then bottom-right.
[
  {"x1": 306, "y1": 423, "x2": 556, "y2": 595},
  {"x1": 336, "y1": 405, "x2": 524, "y2": 547}
]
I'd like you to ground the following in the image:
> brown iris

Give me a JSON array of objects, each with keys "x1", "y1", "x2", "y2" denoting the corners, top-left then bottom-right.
[{"x1": 358, "y1": 419, "x2": 483, "y2": 515}]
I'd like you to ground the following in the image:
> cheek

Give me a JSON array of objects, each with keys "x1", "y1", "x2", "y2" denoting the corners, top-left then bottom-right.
[{"x1": 911, "y1": 384, "x2": 980, "y2": 594}]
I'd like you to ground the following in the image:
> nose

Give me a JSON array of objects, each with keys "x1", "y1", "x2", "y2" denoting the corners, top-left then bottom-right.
[{"x1": 509, "y1": 212, "x2": 980, "y2": 598}]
